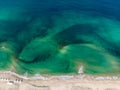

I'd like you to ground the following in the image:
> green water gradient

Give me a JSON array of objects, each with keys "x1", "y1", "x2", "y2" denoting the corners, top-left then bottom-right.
[{"x1": 0, "y1": 9, "x2": 120, "y2": 75}]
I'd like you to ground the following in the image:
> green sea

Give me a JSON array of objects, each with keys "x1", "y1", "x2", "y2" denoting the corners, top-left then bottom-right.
[{"x1": 0, "y1": 0, "x2": 120, "y2": 76}]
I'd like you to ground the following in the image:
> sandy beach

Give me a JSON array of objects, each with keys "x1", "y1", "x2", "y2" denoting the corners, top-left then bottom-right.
[{"x1": 0, "y1": 71, "x2": 120, "y2": 90}]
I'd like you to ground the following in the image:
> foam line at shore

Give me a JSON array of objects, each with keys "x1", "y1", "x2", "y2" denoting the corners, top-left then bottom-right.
[{"x1": 0, "y1": 71, "x2": 120, "y2": 81}]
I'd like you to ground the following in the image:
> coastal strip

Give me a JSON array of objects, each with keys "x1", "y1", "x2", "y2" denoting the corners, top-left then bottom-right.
[{"x1": 0, "y1": 71, "x2": 120, "y2": 90}]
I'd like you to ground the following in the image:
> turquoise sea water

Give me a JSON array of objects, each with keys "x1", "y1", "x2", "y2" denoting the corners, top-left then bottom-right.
[{"x1": 0, "y1": 0, "x2": 120, "y2": 75}]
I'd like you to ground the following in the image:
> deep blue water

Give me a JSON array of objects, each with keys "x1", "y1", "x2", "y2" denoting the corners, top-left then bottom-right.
[{"x1": 0, "y1": 0, "x2": 120, "y2": 19}]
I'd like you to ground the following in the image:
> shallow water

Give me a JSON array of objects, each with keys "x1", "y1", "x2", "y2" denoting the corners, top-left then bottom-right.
[{"x1": 0, "y1": 0, "x2": 120, "y2": 75}]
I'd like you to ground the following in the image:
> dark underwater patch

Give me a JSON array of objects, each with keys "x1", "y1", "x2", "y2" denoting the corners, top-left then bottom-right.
[{"x1": 0, "y1": 0, "x2": 120, "y2": 75}]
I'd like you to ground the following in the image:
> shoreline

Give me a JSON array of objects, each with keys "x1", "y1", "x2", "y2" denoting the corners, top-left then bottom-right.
[
  {"x1": 0, "y1": 70, "x2": 120, "y2": 90},
  {"x1": 0, "y1": 70, "x2": 120, "y2": 81}
]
